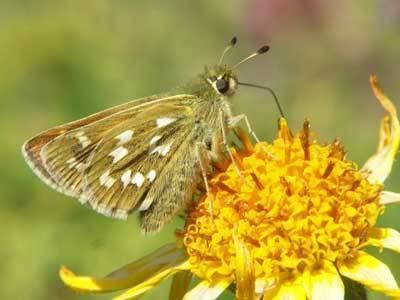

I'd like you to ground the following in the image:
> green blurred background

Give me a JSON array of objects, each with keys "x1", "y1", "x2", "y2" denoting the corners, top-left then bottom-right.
[{"x1": 1, "y1": 1, "x2": 399, "y2": 299}]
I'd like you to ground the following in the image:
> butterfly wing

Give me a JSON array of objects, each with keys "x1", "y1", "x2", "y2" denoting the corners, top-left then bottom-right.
[
  {"x1": 22, "y1": 94, "x2": 162, "y2": 191},
  {"x1": 23, "y1": 94, "x2": 196, "y2": 199},
  {"x1": 82, "y1": 113, "x2": 196, "y2": 222},
  {"x1": 23, "y1": 94, "x2": 223, "y2": 232}
]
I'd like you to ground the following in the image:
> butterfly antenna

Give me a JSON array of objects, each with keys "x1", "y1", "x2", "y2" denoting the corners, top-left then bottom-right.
[
  {"x1": 233, "y1": 45, "x2": 270, "y2": 68},
  {"x1": 218, "y1": 36, "x2": 237, "y2": 65},
  {"x1": 237, "y1": 81, "x2": 285, "y2": 118}
]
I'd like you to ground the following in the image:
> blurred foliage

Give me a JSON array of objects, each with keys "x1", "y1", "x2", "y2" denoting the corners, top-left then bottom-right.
[{"x1": 1, "y1": 1, "x2": 399, "y2": 299}]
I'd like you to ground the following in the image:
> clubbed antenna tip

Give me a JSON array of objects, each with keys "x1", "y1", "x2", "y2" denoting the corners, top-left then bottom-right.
[
  {"x1": 257, "y1": 45, "x2": 270, "y2": 54},
  {"x1": 218, "y1": 36, "x2": 238, "y2": 65},
  {"x1": 230, "y1": 36, "x2": 237, "y2": 46}
]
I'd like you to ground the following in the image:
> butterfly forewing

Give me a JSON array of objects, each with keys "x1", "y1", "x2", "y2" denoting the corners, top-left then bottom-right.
[
  {"x1": 24, "y1": 94, "x2": 205, "y2": 224},
  {"x1": 26, "y1": 95, "x2": 193, "y2": 195},
  {"x1": 22, "y1": 94, "x2": 163, "y2": 192}
]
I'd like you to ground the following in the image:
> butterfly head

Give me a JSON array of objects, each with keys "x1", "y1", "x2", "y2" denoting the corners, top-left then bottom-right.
[
  {"x1": 200, "y1": 38, "x2": 271, "y2": 98},
  {"x1": 201, "y1": 38, "x2": 284, "y2": 117},
  {"x1": 204, "y1": 65, "x2": 238, "y2": 97}
]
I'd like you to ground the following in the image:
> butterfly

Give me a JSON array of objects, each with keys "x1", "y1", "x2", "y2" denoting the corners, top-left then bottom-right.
[{"x1": 22, "y1": 37, "x2": 282, "y2": 233}]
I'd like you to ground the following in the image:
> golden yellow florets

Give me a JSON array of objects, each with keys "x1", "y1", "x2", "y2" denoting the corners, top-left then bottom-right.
[{"x1": 183, "y1": 119, "x2": 382, "y2": 283}]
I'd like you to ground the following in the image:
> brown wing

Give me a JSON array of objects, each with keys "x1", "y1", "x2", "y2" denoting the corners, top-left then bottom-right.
[
  {"x1": 22, "y1": 94, "x2": 196, "y2": 197},
  {"x1": 22, "y1": 94, "x2": 162, "y2": 190},
  {"x1": 82, "y1": 113, "x2": 194, "y2": 220}
]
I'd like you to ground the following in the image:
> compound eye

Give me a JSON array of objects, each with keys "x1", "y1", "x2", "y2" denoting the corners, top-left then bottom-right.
[{"x1": 215, "y1": 78, "x2": 230, "y2": 94}]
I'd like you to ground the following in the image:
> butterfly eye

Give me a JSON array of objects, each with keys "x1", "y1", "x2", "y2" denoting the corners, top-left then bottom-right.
[{"x1": 215, "y1": 78, "x2": 230, "y2": 94}]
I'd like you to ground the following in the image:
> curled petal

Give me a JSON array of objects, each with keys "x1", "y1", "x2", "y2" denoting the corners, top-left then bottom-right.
[
  {"x1": 380, "y1": 191, "x2": 400, "y2": 205},
  {"x1": 338, "y1": 251, "x2": 400, "y2": 298},
  {"x1": 309, "y1": 261, "x2": 344, "y2": 300},
  {"x1": 367, "y1": 227, "x2": 400, "y2": 253},
  {"x1": 113, "y1": 261, "x2": 190, "y2": 300},
  {"x1": 361, "y1": 75, "x2": 400, "y2": 184},
  {"x1": 60, "y1": 243, "x2": 188, "y2": 293},
  {"x1": 233, "y1": 230, "x2": 256, "y2": 300},
  {"x1": 183, "y1": 279, "x2": 231, "y2": 300}
]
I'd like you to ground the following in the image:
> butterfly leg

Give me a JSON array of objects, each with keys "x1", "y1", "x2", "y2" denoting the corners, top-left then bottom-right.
[
  {"x1": 196, "y1": 142, "x2": 214, "y2": 220},
  {"x1": 227, "y1": 113, "x2": 260, "y2": 143},
  {"x1": 228, "y1": 114, "x2": 275, "y2": 160},
  {"x1": 220, "y1": 112, "x2": 242, "y2": 177}
]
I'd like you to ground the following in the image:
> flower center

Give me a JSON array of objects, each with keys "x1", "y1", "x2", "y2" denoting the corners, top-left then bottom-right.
[{"x1": 183, "y1": 120, "x2": 382, "y2": 283}]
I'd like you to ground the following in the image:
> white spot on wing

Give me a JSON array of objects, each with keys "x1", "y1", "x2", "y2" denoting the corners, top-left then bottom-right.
[
  {"x1": 146, "y1": 169, "x2": 157, "y2": 182},
  {"x1": 99, "y1": 170, "x2": 115, "y2": 188},
  {"x1": 131, "y1": 172, "x2": 145, "y2": 187},
  {"x1": 150, "y1": 135, "x2": 162, "y2": 145},
  {"x1": 67, "y1": 157, "x2": 77, "y2": 168},
  {"x1": 116, "y1": 130, "x2": 133, "y2": 144},
  {"x1": 66, "y1": 157, "x2": 84, "y2": 171},
  {"x1": 160, "y1": 143, "x2": 171, "y2": 156},
  {"x1": 75, "y1": 131, "x2": 91, "y2": 148},
  {"x1": 156, "y1": 117, "x2": 176, "y2": 128},
  {"x1": 149, "y1": 143, "x2": 172, "y2": 156},
  {"x1": 97, "y1": 204, "x2": 112, "y2": 216},
  {"x1": 121, "y1": 169, "x2": 132, "y2": 188},
  {"x1": 67, "y1": 157, "x2": 76, "y2": 164},
  {"x1": 75, "y1": 162, "x2": 84, "y2": 171},
  {"x1": 113, "y1": 209, "x2": 128, "y2": 219},
  {"x1": 109, "y1": 146, "x2": 128, "y2": 163},
  {"x1": 138, "y1": 196, "x2": 154, "y2": 211}
]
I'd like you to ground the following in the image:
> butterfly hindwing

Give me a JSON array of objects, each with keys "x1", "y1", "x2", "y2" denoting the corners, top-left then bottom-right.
[
  {"x1": 139, "y1": 123, "x2": 211, "y2": 232},
  {"x1": 82, "y1": 103, "x2": 194, "y2": 219}
]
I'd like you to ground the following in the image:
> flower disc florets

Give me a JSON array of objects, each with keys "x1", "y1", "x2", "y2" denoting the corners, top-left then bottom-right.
[{"x1": 183, "y1": 120, "x2": 382, "y2": 283}]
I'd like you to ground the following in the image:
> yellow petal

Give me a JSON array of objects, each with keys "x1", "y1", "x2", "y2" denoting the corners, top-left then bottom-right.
[
  {"x1": 361, "y1": 75, "x2": 400, "y2": 184},
  {"x1": 338, "y1": 251, "x2": 400, "y2": 298},
  {"x1": 60, "y1": 243, "x2": 188, "y2": 293},
  {"x1": 275, "y1": 284, "x2": 306, "y2": 300},
  {"x1": 367, "y1": 227, "x2": 400, "y2": 253},
  {"x1": 380, "y1": 191, "x2": 400, "y2": 204},
  {"x1": 113, "y1": 261, "x2": 190, "y2": 300},
  {"x1": 183, "y1": 279, "x2": 231, "y2": 300},
  {"x1": 263, "y1": 276, "x2": 306, "y2": 300},
  {"x1": 169, "y1": 271, "x2": 192, "y2": 300},
  {"x1": 233, "y1": 230, "x2": 256, "y2": 300},
  {"x1": 309, "y1": 261, "x2": 344, "y2": 300}
]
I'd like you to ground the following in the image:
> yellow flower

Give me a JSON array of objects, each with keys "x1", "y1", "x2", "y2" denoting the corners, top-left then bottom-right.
[{"x1": 60, "y1": 75, "x2": 400, "y2": 300}]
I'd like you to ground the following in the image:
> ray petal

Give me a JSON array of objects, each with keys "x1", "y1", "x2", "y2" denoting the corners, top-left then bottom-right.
[
  {"x1": 182, "y1": 279, "x2": 231, "y2": 300},
  {"x1": 309, "y1": 261, "x2": 344, "y2": 300},
  {"x1": 361, "y1": 75, "x2": 400, "y2": 184},
  {"x1": 338, "y1": 251, "x2": 400, "y2": 298},
  {"x1": 60, "y1": 243, "x2": 188, "y2": 293},
  {"x1": 367, "y1": 227, "x2": 400, "y2": 253},
  {"x1": 380, "y1": 191, "x2": 400, "y2": 205},
  {"x1": 263, "y1": 275, "x2": 306, "y2": 300},
  {"x1": 113, "y1": 261, "x2": 190, "y2": 300}
]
